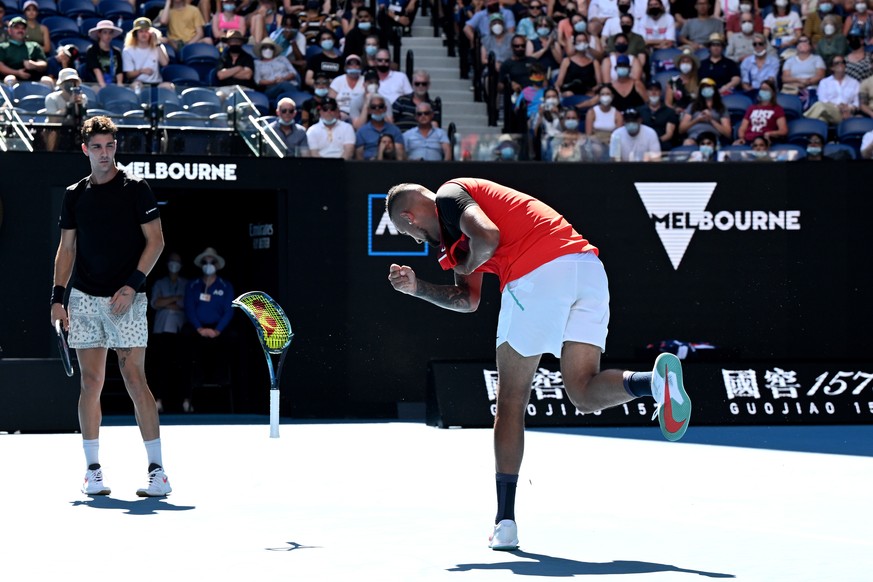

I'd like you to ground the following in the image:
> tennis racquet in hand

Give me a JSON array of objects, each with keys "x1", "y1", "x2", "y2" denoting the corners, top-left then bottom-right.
[
  {"x1": 55, "y1": 319, "x2": 74, "y2": 377},
  {"x1": 232, "y1": 291, "x2": 294, "y2": 438}
]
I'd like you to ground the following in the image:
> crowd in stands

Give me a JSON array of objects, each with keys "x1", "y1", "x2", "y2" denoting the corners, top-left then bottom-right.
[{"x1": 0, "y1": 0, "x2": 872, "y2": 159}]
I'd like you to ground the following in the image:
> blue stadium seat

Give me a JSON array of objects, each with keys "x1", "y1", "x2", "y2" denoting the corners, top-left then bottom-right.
[
  {"x1": 31, "y1": 0, "x2": 59, "y2": 17},
  {"x1": 78, "y1": 83, "x2": 97, "y2": 104},
  {"x1": 78, "y1": 16, "x2": 101, "y2": 37},
  {"x1": 650, "y1": 47, "x2": 682, "y2": 77},
  {"x1": 58, "y1": 0, "x2": 98, "y2": 18},
  {"x1": 16, "y1": 94, "x2": 46, "y2": 112},
  {"x1": 13, "y1": 81, "x2": 52, "y2": 100},
  {"x1": 42, "y1": 15, "x2": 81, "y2": 41},
  {"x1": 824, "y1": 142, "x2": 857, "y2": 160},
  {"x1": 97, "y1": 0, "x2": 134, "y2": 20},
  {"x1": 119, "y1": 108, "x2": 146, "y2": 124},
  {"x1": 305, "y1": 44, "x2": 322, "y2": 60},
  {"x1": 62, "y1": 35, "x2": 91, "y2": 55},
  {"x1": 160, "y1": 64, "x2": 203, "y2": 86},
  {"x1": 187, "y1": 101, "x2": 222, "y2": 116},
  {"x1": 180, "y1": 86, "x2": 222, "y2": 108},
  {"x1": 139, "y1": 0, "x2": 163, "y2": 19},
  {"x1": 97, "y1": 84, "x2": 140, "y2": 108},
  {"x1": 786, "y1": 118, "x2": 828, "y2": 146},
  {"x1": 85, "y1": 107, "x2": 115, "y2": 118},
  {"x1": 652, "y1": 69, "x2": 675, "y2": 93},
  {"x1": 722, "y1": 93, "x2": 753, "y2": 125},
  {"x1": 163, "y1": 110, "x2": 209, "y2": 127},
  {"x1": 228, "y1": 88, "x2": 270, "y2": 115},
  {"x1": 209, "y1": 112, "x2": 229, "y2": 127},
  {"x1": 836, "y1": 117, "x2": 873, "y2": 151},
  {"x1": 775, "y1": 93, "x2": 803, "y2": 121},
  {"x1": 0, "y1": 83, "x2": 13, "y2": 105},
  {"x1": 3, "y1": 0, "x2": 21, "y2": 16},
  {"x1": 140, "y1": 85, "x2": 180, "y2": 106},
  {"x1": 181, "y1": 43, "x2": 220, "y2": 64}
]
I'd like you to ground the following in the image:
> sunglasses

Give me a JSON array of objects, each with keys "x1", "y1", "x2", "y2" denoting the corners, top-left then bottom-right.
[
  {"x1": 370, "y1": 103, "x2": 386, "y2": 109},
  {"x1": 752, "y1": 42, "x2": 765, "y2": 46},
  {"x1": 530, "y1": 4, "x2": 542, "y2": 8},
  {"x1": 321, "y1": 106, "x2": 337, "y2": 111},
  {"x1": 415, "y1": 111, "x2": 433, "y2": 116},
  {"x1": 512, "y1": 44, "x2": 526, "y2": 48},
  {"x1": 376, "y1": 58, "x2": 391, "y2": 62},
  {"x1": 832, "y1": 60, "x2": 845, "y2": 65},
  {"x1": 413, "y1": 81, "x2": 429, "y2": 86},
  {"x1": 279, "y1": 108, "x2": 296, "y2": 113}
]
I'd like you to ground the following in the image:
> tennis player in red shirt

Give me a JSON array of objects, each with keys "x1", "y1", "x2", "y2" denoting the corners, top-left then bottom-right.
[{"x1": 386, "y1": 178, "x2": 691, "y2": 550}]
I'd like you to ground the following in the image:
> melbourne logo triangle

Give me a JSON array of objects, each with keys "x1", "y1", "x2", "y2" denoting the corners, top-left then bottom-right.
[{"x1": 634, "y1": 182, "x2": 716, "y2": 270}]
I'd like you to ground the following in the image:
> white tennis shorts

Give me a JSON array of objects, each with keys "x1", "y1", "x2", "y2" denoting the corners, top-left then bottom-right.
[
  {"x1": 495, "y1": 251, "x2": 610, "y2": 358},
  {"x1": 68, "y1": 288, "x2": 149, "y2": 350}
]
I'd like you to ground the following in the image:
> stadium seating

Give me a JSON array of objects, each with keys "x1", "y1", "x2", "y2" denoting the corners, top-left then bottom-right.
[
  {"x1": 3, "y1": 0, "x2": 21, "y2": 16},
  {"x1": 33, "y1": 0, "x2": 59, "y2": 17},
  {"x1": 139, "y1": 0, "x2": 163, "y2": 20},
  {"x1": 652, "y1": 69, "x2": 675, "y2": 93},
  {"x1": 43, "y1": 15, "x2": 81, "y2": 41},
  {"x1": 824, "y1": 142, "x2": 857, "y2": 160},
  {"x1": 13, "y1": 81, "x2": 52, "y2": 101},
  {"x1": 58, "y1": 0, "x2": 98, "y2": 19},
  {"x1": 770, "y1": 142, "x2": 807, "y2": 159},
  {"x1": 164, "y1": 110, "x2": 209, "y2": 127},
  {"x1": 181, "y1": 43, "x2": 221, "y2": 84},
  {"x1": 78, "y1": 16, "x2": 102, "y2": 37},
  {"x1": 97, "y1": 0, "x2": 135, "y2": 20},
  {"x1": 650, "y1": 47, "x2": 682, "y2": 77},
  {"x1": 97, "y1": 84, "x2": 140, "y2": 112},
  {"x1": 63, "y1": 36, "x2": 92, "y2": 56},
  {"x1": 16, "y1": 94, "x2": 47, "y2": 112},
  {"x1": 181, "y1": 86, "x2": 222, "y2": 108},
  {"x1": 722, "y1": 93, "x2": 753, "y2": 125},
  {"x1": 836, "y1": 117, "x2": 873, "y2": 151},
  {"x1": 161, "y1": 64, "x2": 203, "y2": 87},
  {"x1": 786, "y1": 118, "x2": 828, "y2": 146},
  {"x1": 187, "y1": 102, "x2": 223, "y2": 117},
  {"x1": 775, "y1": 93, "x2": 803, "y2": 121}
]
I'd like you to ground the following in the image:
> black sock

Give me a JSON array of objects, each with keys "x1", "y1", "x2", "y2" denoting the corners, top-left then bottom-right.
[
  {"x1": 88, "y1": 463, "x2": 101, "y2": 470},
  {"x1": 495, "y1": 473, "x2": 518, "y2": 524},
  {"x1": 623, "y1": 371, "x2": 653, "y2": 398},
  {"x1": 148, "y1": 463, "x2": 162, "y2": 472}
]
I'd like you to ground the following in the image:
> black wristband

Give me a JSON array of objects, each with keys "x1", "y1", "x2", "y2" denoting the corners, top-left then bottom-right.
[
  {"x1": 125, "y1": 270, "x2": 147, "y2": 292},
  {"x1": 51, "y1": 285, "x2": 66, "y2": 306}
]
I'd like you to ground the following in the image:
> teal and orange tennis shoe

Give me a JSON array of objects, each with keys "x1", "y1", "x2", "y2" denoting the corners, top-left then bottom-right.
[{"x1": 652, "y1": 353, "x2": 691, "y2": 442}]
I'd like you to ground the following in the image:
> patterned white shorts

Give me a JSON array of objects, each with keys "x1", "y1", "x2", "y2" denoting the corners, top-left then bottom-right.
[{"x1": 68, "y1": 288, "x2": 149, "y2": 350}]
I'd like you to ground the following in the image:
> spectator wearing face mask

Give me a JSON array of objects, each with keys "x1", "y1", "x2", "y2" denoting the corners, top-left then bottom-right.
[
  {"x1": 355, "y1": 93, "x2": 406, "y2": 159},
  {"x1": 688, "y1": 130, "x2": 719, "y2": 160},
  {"x1": 216, "y1": 29, "x2": 255, "y2": 88},
  {"x1": 804, "y1": 1, "x2": 844, "y2": 45},
  {"x1": 499, "y1": 34, "x2": 538, "y2": 94},
  {"x1": 609, "y1": 54, "x2": 648, "y2": 110},
  {"x1": 678, "y1": 77, "x2": 732, "y2": 144},
  {"x1": 149, "y1": 252, "x2": 189, "y2": 414},
  {"x1": 305, "y1": 29, "x2": 344, "y2": 90},
  {"x1": 604, "y1": 13, "x2": 647, "y2": 58},
  {"x1": 642, "y1": 0, "x2": 676, "y2": 49},
  {"x1": 639, "y1": 80, "x2": 679, "y2": 150},
  {"x1": 843, "y1": 0, "x2": 873, "y2": 44},
  {"x1": 301, "y1": 71, "x2": 333, "y2": 128},
  {"x1": 727, "y1": 11, "x2": 775, "y2": 62},
  {"x1": 254, "y1": 37, "x2": 299, "y2": 99},
  {"x1": 371, "y1": 48, "x2": 412, "y2": 106},
  {"x1": 725, "y1": 0, "x2": 764, "y2": 37},
  {"x1": 817, "y1": 15, "x2": 849, "y2": 66},
  {"x1": 698, "y1": 32, "x2": 741, "y2": 95},
  {"x1": 733, "y1": 79, "x2": 787, "y2": 145},
  {"x1": 602, "y1": 34, "x2": 643, "y2": 83},
  {"x1": 343, "y1": 7, "x2": 379, "y2": 59},
  {"x1": 555, "y1": 31, "x2": 601, "y2": 102},
  {"x1": 763, "y1": 0, "x2": 802, "y2": 50},
  {"x1": 586, "y1": 84, "x2": 623, "y2": 144},
  {"x1": 270, "y1": 14, "x2": 307, "y2": 73},
  {"x1": 527, "y1": 15, "x2": 564, "y2": 73},
  {"x1": 679, "y1": 0, "x2": 725, "y2": 52},
  {"x1": 212, "y1": 0, "x2": 246, "y2": 48},
  {"x1": 844, "y1": 33, "x2": 873, "y2": 80},
  {"x1": 268, "y1": 97, "x2": 310, "y2": 156},
  {"x1": 739, "y1": 34, "x2": 780, "y2": 93},
  {"x1": 331, "y1": 54, "x2": 367, "y2": 121},
  {"x1": 44, "y1": 67, "x2": 87, "y2": 151},
  {"x1": 465, "y1": 0, "x2": 517, "y2": 42},
  {"x1": 609, "y1": 107, "x2": 661, "y2": 160}
]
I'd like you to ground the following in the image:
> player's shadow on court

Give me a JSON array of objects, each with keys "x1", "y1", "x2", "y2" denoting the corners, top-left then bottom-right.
[
  {"x1": 70, "y1": 496, "x2": 196, "y2": 515},
  {"x1": 449, "y1": 551, "x2": 734, "y2": 578}
]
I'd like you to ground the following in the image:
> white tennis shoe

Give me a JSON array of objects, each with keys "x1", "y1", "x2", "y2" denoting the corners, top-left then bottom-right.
[
  {"x1": 136, "y1": 467, "x2": 172, "y2": 497},
  {"x1": 82, "y1": 467, "x2": 111, "y2": 496},
  {"x1": 489, "y1": 519, "x2": 519, "y2": 551}
]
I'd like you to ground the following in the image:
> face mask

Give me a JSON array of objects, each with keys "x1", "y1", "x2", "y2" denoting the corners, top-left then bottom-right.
[
  {"x1": 545, "y1": 97, "x2": 559, "y2": 107},
  {"x1": 359, "y1": 21, "x2": 372, "y2": 30},
  {"x1": 819, "y1": 2, "x2": 833, "y2": 11},
  {"x1": 648, "y1": 94, "x2": 660, "y2": 105},
  {"x1": 370, "y1": 112, "x2": 385, "y2": 121},
  {"x1": 491, "y1": 24, "x2": 504, "y2": 35},
  {"x1": 346, "y1": 68, "x2": 361, "y2": 76},
  {"x1": 228, "y1": 44, "x2": 242, "y2": 53},
  {"x1": 62, "y1": 81, "x2": 78, "y2": 93},
  {"x1": 621, "y1": 24, "x2": 632, "y2": 34},
  {"x1": 807, "y1": 146, "x2": 823, "y2": 156},
  {"x1": 574, "y1": 21, "x2": 587, "y2": 32},
  {"x1": 752, "y1": 149, "x2": 768, "y2": 158},
  {"x1": 699, "y1": 144, "x2": 714, "y2": 157},
  {"x1": 202, "y1": 264, "x2": 217, "y2": 276},
  {"x1": 755, "y1": 48, "x2": 767, "y2": 57},
  {"x1": 600, "y1": 95, "x2": 612, "y2": 106},
  {"x1": 365, "y1": 45, "x2": 378, "y2": 56},
  {"x1": 625, "y1": 121, "x2": 640, "y2": 135},
  {"x1": 856, "y1": 2, "x2": 867, "y2": 12},
  {"x1": 701, "y1": 86, "x2": 715, "y2": 98},
  {"x1": 740, "y1": 2, "x2": 752, "y2": 11},
  {"x1": 500, "y1": 146, "x2": 515, "y2": 158},
  {"x1": 223, "y1": 3, "x2": 235, "y2": 10},
  {"x1": 564, "y1": 119, "x2": 579, "y2": 130},
  {"x1": 824, "y1": 24, "x2": 836, "y2": 35},
  {"x1": 741, "y1": 21, "x2": 754, "y2": 34},
  {"x1": 367, "y1": 83, "x2": 378, "y2": 93},
  {"x1": 615, "y1": 42, "x2": 628, "y2": 53},
  {"x1": 261, "y1": 48, "x2": 274, "y2": 59},
  {"x1": 536, "y1": 27, "x2": 551, "y2": 37},
  {"x1": 616, "y1": 66, "x2": 630, "y2": 78},
  {"x1": 575, "y1": 42, "x2": 588, "y2": 51},
  {"x1": 679, "y1": 62, "x2": 692, "y2": 74},
  {"x1": 322, "y1": 116, "x2": 337, "y2": 125},
  {"x1": 168, "y1": 261, "x2": 181, "y2": 274},
  {"x1": 758, "y1": 89, "x2": 772, "y2": 102},
  {"x1": 376, "y1": 64, "x2": 390, "y2": 72},
  {"x1": 315, "y1": 87, "x2": 328, "y2": 97},
  {"x1": 647, "y1": 7, "x2": 663, "y2": 17},
  {"x1": 320, "y1": 40, "x2": 334, "y2": 51},
  {"x1": 278, "y1": 117, "x2": 294, "y2": 125},
  {"x1": 619, "y1": 3, "x2": 631, "y2": 13}
]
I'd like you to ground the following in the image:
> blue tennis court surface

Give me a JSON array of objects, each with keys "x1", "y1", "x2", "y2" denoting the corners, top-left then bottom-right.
[{"x1": 1, "y1": 421, "x2": 870, "y2": 581}]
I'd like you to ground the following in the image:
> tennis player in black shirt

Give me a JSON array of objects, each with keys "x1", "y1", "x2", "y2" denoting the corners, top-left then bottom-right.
[{"x1": 50, "y1": 116, "x2": 172, "y2": 497}]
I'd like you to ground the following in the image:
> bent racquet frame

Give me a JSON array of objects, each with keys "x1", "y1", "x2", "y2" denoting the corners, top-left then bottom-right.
[
  {"x1": 55, "y1": 320, "x2": 74, "y2": 377},
  {"x1": 232, "y1": 291, "x2": 294, "y2": 438}
]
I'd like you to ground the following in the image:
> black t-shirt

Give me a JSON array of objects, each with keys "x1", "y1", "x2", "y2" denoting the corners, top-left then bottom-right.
[
  {"x1": 83, "y1": 44, "x2": 123, "y2": 84},
  {"x1": 640, "y1": 103, "x2": 680, "y2": 147},
  {"x1": 434, "y1": 183, "x2": 477, "y2": 246},
  {"x1": 59, "y1": 168, "x2": 159, "y2": 296},
  {"x1": 218, "y1": 49, "x2": 257, "y2": 88},
  {"x1": 306, "y1": 52, "x2": 345, "y2": 80},
  {"x1": 698, "y1": 57, "x2": 740, "y2": 89}
]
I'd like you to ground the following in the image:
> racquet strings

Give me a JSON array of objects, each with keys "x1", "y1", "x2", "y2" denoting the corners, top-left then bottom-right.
[{"x1": 235, "y1": 293, "x2": 292, "y2": 352}]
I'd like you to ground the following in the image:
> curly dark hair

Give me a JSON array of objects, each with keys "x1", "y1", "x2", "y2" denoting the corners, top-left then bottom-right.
[{"x1": 81, "y1": 115, "x2": 117, "y2": 145}]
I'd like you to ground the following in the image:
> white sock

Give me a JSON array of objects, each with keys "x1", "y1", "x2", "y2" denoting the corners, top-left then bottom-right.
[
  {"x1": 144, "y1": 438, "x2": 163, "y2": 469},
  {"x1": 83, "y1": 439, "x2": 100, "y2": 469}
]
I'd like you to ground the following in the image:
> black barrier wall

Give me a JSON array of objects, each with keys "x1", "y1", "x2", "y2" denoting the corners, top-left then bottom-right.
[{"x1": 1, "y1": 152, "x2": 872, "y2": 422}]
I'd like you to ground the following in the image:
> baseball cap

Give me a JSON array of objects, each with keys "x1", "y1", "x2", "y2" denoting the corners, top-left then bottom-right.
[
  {"x1": 8, "y1": 16, "x2": 27, "y2": 26},
  {"x1": 623, "y1": 108, "x2": 641, "y2": 120},
  {"x1": 700, "y1": 77, "x2": 716, "y2": 86},
  {"x1": 345, "y1": 54, "x2": 362, "y2": 64},
  {"x1": 489, "y1": 12, "x2": 504, "y2": 21},
  {"x1": 319, "y1": 96, "x2": 338, "y2": 109},
  {"x1": 616, "y1": 54, "x2": 631, "y2": 66}
]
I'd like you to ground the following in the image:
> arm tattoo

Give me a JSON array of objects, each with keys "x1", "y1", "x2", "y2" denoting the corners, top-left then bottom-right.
[{"x1": 415, "y1": 279, "x2": 472, "y2": 312}]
